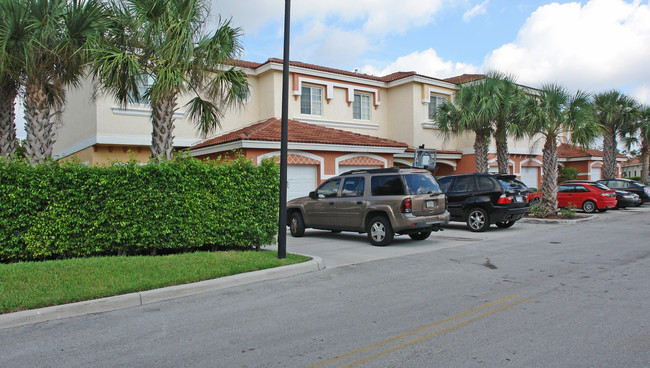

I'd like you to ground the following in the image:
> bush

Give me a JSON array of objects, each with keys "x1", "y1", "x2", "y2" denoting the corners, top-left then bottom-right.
[
  {"x1": 0, "y1": 156, "x2": 280, "y2": 262},
  {"x1": 558, "y1": 167, "x2": 579, "y2": 183}
]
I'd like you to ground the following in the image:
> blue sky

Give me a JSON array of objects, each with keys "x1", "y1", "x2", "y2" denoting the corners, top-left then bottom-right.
[
  {"x1": 15, "y1": 0, "x2": 650, "y2": 138},
  {"x1": 212, "y1": 0, "x2": 650, "y2": 101}
]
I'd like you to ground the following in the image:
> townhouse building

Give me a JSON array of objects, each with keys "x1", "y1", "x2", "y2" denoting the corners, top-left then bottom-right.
[{"x1": 53, "y1": 58, "x2": 623, "y2": 200}]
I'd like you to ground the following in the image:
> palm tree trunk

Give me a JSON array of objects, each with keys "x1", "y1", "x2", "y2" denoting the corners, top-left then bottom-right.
[
  {"x1": 641, "y1": 137, "x2": 649, "y2": 185},
  {"x1": 23, "y1": 79, "x2": 54, "y2": 163},
  {"x1": 495, "y1": 127, "x2": 509, "y2": 174},
  {"x1": 151, "y1": 94, "x2": 177, "y2": 161},
  {"x1": 540, "y1": 135, "x2": 559, "y2": 217},
  {"x1": 0, "y1": 78, "x2": 18, "y2": 159},
  {"x1": 474, "y1": 132, "x2": 489, "y2": 173},
  {"x1": 602, "y1": 130, "x2": 617, "y2": 179}
]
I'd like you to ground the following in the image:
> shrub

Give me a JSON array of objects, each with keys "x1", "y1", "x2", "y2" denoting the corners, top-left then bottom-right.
[
  {"x1": 558, "y1": 167, "x2": 579, "y2": 183},
  {"x1": 0, "y1": 156, "x2": 280, "y2": 262}
]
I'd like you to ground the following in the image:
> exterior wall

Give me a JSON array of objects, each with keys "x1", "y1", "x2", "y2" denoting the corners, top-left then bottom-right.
[
  {"x1": 195, "y1": 148, "x2": 394, "y2": 185},
  {"x1": 53, "y1": 79, "x2": 98, "y2": 157},
  {"x1": 385, "y1": 83, "x2": 417, "y2": 146}
]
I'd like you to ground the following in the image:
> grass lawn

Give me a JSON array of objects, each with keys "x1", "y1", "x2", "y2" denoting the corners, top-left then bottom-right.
[{"x1": 0, "y1": 251, "x2": 310, "y2": 314}]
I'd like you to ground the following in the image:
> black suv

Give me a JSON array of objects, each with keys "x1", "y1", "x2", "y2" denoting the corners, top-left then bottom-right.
[
  {"x1": 287, "y1": 168, "x2": 450, "y2": 246},
  {"x1": 437, "y1": 173, "x2": 530, "y2": 232}
]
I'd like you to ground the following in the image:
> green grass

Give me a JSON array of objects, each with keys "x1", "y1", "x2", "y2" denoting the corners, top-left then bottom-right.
[{"x1": 0, "y1": 251, "x2": 310, "y2": 314}]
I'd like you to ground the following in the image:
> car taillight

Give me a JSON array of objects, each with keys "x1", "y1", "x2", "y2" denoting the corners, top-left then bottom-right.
[
  {"x1": 497, "y1": 194, "x2": 512, "y2": 204},
  {"x1": 601, "y1": 192, "x2": 614, "y2": 197},
  {"x1": 401, "y1": 198, "x2": 412, "y2": 213}
]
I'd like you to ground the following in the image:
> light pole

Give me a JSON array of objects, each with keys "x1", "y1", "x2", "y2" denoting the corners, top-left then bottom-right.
[{"x1": 277, "y1": 0, "x2": 291, "y2": 259}]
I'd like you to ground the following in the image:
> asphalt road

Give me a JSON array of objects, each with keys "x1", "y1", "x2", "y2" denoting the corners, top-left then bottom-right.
[{"x1": 1, "y1": 207, "x2": 649, "y2": 367}]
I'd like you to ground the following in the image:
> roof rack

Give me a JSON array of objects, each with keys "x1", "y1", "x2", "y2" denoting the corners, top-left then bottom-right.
[{"x1": 340, "y1": 167, "x2": 400, "y2": 176}]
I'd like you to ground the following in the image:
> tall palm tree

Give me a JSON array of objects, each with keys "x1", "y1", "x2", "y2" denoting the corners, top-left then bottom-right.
[
  {"x1": 621, "y1": 105, "x2": 650, "y2": 185},
  {"x1": 593, "y1": 91, "x2": 639, "y2": 179},
  {"x1": 521, "y1": 84, "x2": 599, "y2": 217},
  {"x1": 0, "y1": 0, "x2": 106, "y2": 163},
  {"x1": 437, "y1": 81, "x2": 493, "y2": 173},
  {"x1": 0, "y1": 0, "x2": 28, "y2": 159},
  {"x1": 92, "y1": 0, "x2": 250, "y2": 161},
  {"x1": 481, "y1": 72, "x2": 526, "y2": 174}
]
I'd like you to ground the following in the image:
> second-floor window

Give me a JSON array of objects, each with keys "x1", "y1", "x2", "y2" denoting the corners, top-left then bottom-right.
[
  {"x1": 353, "y1": 92, "x2": 371, "y2": 120},
  {"x1": 301, "y1": 86, "x2": 322, "y2": 115},
  {"x1": 428, "y1": 95, "x2": 447, "y2": 120}
]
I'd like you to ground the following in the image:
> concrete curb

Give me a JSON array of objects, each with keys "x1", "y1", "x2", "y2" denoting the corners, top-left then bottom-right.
[
  {"x1": 0, "y1": 255, "x2": 324, "y2": 330},
  {"x1": 519, "y1": 214, "x2": 596, "y2": 224}
]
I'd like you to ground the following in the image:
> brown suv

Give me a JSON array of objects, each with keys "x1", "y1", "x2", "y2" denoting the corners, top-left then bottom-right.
[{"x1": 286, "y1": 168, "x2": 450, "y2": 246}]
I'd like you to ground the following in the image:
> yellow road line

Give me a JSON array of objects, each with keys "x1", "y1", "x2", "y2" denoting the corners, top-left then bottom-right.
[
  {"x1": 338, "y1": 297, "x2": 532, "y2": 368},
  {"x1": 304, "y1": 294, "x2": 521, "y2": 368}
]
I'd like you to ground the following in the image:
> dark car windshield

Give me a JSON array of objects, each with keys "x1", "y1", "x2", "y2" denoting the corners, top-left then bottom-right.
[
  {"x1": 403, "y1": 173, "x2": 442, "y2": 194},
  {"x1": 497, "y1": 177, "x2": 528, "y2": 191},
  {"x1": 591, "y1": 182, "x2": 611, "y2": 191}
]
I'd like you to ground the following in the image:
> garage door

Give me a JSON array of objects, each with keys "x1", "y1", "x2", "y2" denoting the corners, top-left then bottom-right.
[
  {"x1": 520, "y1": 167, "x2": 539, "y2": 189},
  {"x1": 590, "y1": 167, "x2": 602, "y2": 181},
  {"x1": 287, "y1": 165, "x2": 317, "y2": 201},
  {"x1": 339, "y1": 165, "x2": 382, "y2": 175}
]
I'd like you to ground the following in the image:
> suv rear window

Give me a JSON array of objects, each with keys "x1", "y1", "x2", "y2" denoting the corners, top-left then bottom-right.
[
  {"x1": 403, "y1": 174, "x2": 441, "y2": 194},
  {"x1": 371, "y1": 175, "x2": 405, "y2": 196}
]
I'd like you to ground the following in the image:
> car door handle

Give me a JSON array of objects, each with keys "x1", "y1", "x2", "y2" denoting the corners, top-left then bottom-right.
[{"x1": 356, "y1": 201, "x2": 363, "y2": 205}]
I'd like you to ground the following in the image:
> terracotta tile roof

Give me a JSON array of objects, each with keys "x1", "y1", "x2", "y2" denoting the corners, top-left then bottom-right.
[
  {"x1": 442, "y1": 74, "x2": 486, "y2": 85},
  {"x1": 558, "y1": 143, "x2": 626, "y2": 159},
  {"x1": 256, "y1": 58, "x2": 444, "y2": 84},
  {"x1": 190, "y1": 118, "x2": 409, "y2": 150},
  {"x1": 623, "y1": 157, "x2": 641, "y2": 165},
  {"x1": 229, "y1": 59, "x2": 262, "y2": 69}
]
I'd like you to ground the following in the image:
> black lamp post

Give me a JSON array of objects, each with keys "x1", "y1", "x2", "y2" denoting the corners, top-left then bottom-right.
[{"x1": 277, "y1": 0, "x2": 291, "y2": 259}]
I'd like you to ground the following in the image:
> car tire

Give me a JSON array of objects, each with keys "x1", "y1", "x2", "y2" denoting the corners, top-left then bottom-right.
[
  {"x1": 466, "y1": 207, "x2": 490, "y2": 232},
  {"x1": 367, "y1": 216, "x2": 394, "y2": 246},
  {"x1": 289, "y1": 212, "x2": 305, "y2": 237},
  {"x1": 408, "y1": 231, "x2": 432, "y2": 241},
  {"x1": 495, "y1": 221, "x2": 516, "y2": 229},
  {"x1": 582, "y1": 200, "x2": 597, "y2": 213}
]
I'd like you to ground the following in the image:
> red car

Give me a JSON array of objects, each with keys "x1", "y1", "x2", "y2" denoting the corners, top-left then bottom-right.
[{"x1": 557, "y1": 181, "x2": 617, "y2": 213}]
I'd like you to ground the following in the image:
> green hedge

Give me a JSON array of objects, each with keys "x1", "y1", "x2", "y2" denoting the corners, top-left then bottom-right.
[{"x1": 0, "y1": 156, "x2": 280, "y2": 262}]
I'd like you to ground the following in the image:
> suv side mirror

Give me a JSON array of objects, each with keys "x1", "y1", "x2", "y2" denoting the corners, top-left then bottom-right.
[{"x1": 309, "y1": 191, "x2": 318, "y2": 200}]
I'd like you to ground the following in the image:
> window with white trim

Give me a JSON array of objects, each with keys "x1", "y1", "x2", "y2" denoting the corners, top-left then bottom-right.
[
  {"x1": 428, "y1": 95, "x2": 448, "y2": 120},
  {"x1": 353, "y1": 92, "x2": 371, "y2": 120},
  {"x1": 301, "y1": 85, "x2": 322, "y2": 115}
]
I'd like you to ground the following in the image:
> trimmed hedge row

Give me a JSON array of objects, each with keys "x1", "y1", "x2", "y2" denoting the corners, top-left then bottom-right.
[{"x1": 0, "y1": 156, "x2": 280, "y2": 262}]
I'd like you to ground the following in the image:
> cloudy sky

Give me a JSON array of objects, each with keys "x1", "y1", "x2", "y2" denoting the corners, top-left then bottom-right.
[
  {"x1": 212, "y1": 0, "x2": 650, "y2": 102},
  {"x1": 14, "y1": 0, "x2": 650, "y2": 138}
]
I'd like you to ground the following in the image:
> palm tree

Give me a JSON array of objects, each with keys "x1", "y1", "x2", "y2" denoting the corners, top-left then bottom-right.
[
  {"x1": 521, "y1": 84, "x2": 599, "y2": 217},
  {"x1": 621, "y1": 105, "x2": 650, "y2": 185},
  {"x1": 593, "y1": 91, "x2": 639, "y2": 179},
  {"x1": 0, "y1": 0, "x2": 28, "y2": 159},
  {"x1": 482, "y1": 72, "x2": 526, "y2": 174},
  {"x1": 437, "y1": 81, "x2": 493, "y2": 173},
  {"x1": 92, "y1": 0, "x2": 250, "y2": 161},
  {"x1": 0, "y1": 0, "x2": 106, "y2": 163}
]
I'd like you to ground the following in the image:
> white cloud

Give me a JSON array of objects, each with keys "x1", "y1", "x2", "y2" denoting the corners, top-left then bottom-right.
[
  {"x1": 630, "y1": 85, "x2": 650, "y2": 106},
  {"x1": 292, "y1": 22, "x2": 371, "y2": 66},
  {"x1": 359, "y1": 48, "x2": 479, "y2": 79},
  {"x1": 484, "y1": 0, "x2": 650, "y2": 92},
  {"x1": 463, "y1": 1, "x2": 489, "y2": 22}
]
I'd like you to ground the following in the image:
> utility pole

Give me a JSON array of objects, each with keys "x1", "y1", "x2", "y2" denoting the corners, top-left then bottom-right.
[{"x1": 277, "y1": 0, "x2": 291, "y2": 259}]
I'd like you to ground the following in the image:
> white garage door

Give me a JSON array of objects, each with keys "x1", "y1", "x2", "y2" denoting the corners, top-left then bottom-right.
[
  {"x1": 287, "y1": 165, "x2": 317, "y2": 201},
  {"x1": 520, "y1": 167, "x2": 539, "y2": 189},
  {"x1": 339, "y1": 165, "x2": 382, "y2": 175},
  {"x1": 591, "y1": 167, "x2": 602, "y2": 181}
]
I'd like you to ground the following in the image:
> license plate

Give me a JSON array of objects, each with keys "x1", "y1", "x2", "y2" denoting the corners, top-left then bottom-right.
[
  {"x1": 514, "y1": 196, "x2": 524, "y2": 202},
  {"x1": 426, "y1": 200, "x2": 436, "y2": 208}
]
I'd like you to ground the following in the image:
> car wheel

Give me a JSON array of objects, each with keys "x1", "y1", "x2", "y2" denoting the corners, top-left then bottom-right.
[
  {"x1": 495, "y1": 221, "x2": 516, "y2": 229},
  {"x1": 466, "y1": 207, "x2": 490, "y2": 232},
  {"x1": 289, "y1": 212, "x2": 305, "y2": 237},
  {"x1": 367, "y1": 216, "x2": 394, "y2": 246},
  {"x1": 582, "y1": 200, "x2": 597, "y2": 213},
  {"x1": 408, "y1": 231, "x2": 432, "y2": 241}
]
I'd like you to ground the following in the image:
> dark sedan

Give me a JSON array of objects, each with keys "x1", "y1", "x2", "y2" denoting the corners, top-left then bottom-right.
[
  {"x1": 615, "y1": 190, "x2": 641, "y2": 208},
  {"x1": 597, "y1": 178, "x2": 650, "y2": 204}
]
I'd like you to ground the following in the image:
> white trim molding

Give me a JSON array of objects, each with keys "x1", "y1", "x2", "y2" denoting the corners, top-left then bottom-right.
[
  {"x1": 111, "y1": 105, "x2": 185, "y2": 119},
  {"x1": 296, "y1": 76, "x2": 381, "y2": 106},
  {"x1": 295, "y1": 117, "x2": 379, "y2": 130}
]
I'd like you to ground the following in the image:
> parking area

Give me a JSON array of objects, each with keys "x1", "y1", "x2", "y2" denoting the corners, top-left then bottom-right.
[{"x1": 272, "y1": 205, "x2": 649, "y2": 269}]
